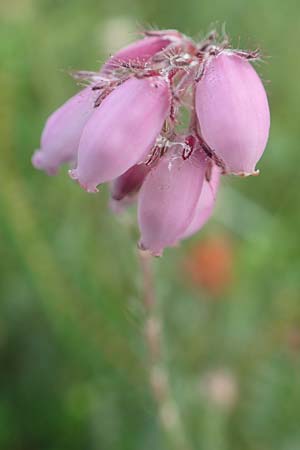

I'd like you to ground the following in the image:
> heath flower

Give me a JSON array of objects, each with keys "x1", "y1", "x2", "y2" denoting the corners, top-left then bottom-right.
[{"x1": 32, "y1": 29, "x2": 270, "y2": 254}]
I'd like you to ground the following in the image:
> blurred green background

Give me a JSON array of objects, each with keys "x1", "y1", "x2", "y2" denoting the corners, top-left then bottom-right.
[{"x1": 1, "y1": 0, "x2": 300, "y2": 449}]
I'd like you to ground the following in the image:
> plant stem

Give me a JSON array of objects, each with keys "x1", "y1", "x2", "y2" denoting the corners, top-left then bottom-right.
[{"x1": 138, "y1": 250, "x2": 192, "y2": 450}]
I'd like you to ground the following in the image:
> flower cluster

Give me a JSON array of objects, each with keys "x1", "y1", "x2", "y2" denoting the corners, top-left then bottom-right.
[{"x1": 32, "y1": 29, "x2": 270, "y2": 256}]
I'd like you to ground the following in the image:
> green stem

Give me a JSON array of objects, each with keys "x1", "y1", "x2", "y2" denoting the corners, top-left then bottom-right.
[{"x1": 138, "y1": 250, "x2": 192, "y2": 450}]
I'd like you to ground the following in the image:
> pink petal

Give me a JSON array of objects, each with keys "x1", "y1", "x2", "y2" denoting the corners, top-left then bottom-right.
[
  {"x1": 70, "y1": 77, "x2": 170, "y2": 192},
  {"x1": 196, "y1": 52, "x2": 270, "y2": 175},
  {"x1": 111, "y1": 163, "x2": 150, "y2": 201},
  {"x1": 101, "y1": 36, "x2": 175, "y2": 74},
  {"x1": 32, "y1": 87, "x2": 97, "y2": 175},
  {"x1": 181, "y1": 164, "x2": 220, "y2": 239},
  {"x1": 138, "y1": 150, "x2": 207, "y2": 256}
]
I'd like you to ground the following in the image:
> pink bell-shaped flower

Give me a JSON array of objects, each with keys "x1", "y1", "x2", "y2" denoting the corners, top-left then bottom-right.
[
  {"x1": 196, "y1": 52, "x2": 270, "y2": 175},
  {"x1": 181, "y1": 164, "x2": 220, "y2": 239},
  {"x1": 138, "y1": 149, "x2": 207, "y2": 256},
  {"x1": 32, "y1": 87, "x2": 97, "y2": 175},
  {"x1": 70, "y1": 76, "x2": 170, "y2": 192},
  {"x1": 101, "y1": 35, "x2": 178, "y2": 74}
]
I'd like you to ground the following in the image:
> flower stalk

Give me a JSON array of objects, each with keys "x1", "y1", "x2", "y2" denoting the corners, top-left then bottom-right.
[{"x1": 138, "y1": 250, "x2": 192, "y2": 450}]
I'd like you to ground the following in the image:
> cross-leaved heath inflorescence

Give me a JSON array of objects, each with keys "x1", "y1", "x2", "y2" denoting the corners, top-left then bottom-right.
[{"x1": 32, "y1": 29, "x2": 270, "y2": 255}]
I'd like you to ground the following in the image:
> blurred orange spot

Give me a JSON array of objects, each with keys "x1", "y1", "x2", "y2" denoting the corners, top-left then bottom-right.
[
  {"x1": 286, "y1": 327, "x2": 300, "y2": 353},
  {"x1": 184, "y1": 235, "x2": 234, "y2": 297}
]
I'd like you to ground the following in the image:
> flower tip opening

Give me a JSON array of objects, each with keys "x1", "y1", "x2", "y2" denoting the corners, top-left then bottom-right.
[
  {"x1": 234, "y1": 169, "x2": 260, "y2": 177},
  {"x1": 138, "y1": 240, "x2": 163, "y2": 258},
  {"x1": 86, "y1": 185, "x2": 99, "y2": 193},
  {"x1": 68, "y1": 169, "x2": 99, "y2": 193},
  {"x1": 111, "y1": 192, "x2": 123, "y2": 201}
]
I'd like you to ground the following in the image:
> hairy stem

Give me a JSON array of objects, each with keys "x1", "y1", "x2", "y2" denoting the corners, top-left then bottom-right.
[{"x1": 138, "y1": 250, "x2": 192, "y2": 450}]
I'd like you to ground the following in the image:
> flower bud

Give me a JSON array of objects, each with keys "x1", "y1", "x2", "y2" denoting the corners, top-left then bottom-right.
[
  {"x1": 70, "y1": 76, "x2": 170, "y2": 192},
  {"x1": 32, "y1": 87, "x2": 97, "y2": 175},
  {"x1": 101, "y1": 35, "x2": 175, "y2": 74},
  {"x1": 182, "y1": 164, "x2": 220, "y2": 239},
  {"x1": 138, "y1": 150, "x2": 206, "y2": 256},
  {"x1": 196, "y1": 52, "x2": 270, "y2": 175}
]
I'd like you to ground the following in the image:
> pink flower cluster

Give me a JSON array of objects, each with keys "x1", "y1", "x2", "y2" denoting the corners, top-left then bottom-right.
[{"x1": 32, "y1": 29, "x2": 270, "y2": 256}]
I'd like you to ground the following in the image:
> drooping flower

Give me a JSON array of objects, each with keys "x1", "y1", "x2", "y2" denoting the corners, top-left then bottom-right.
[
  {"x1": 70, "y1": 76, "x2": 170, "y2": 192},
  {"x1": 32, "y1": 87, "x2": 98, "y2": 175},
  {"x1": 101, "y1": 33, "x2": 180, "y2": 74},
  {"x1": 32, "y1": 28, "x2": 271, "y2": 254},
  {"x1": 138, "y1": 149, "x2": 207, "y2": 256},
  {"x1": 195, "y1": 52, "x2": 270, "y2": 175},
  {"x1": 181, "y1": 164, "x2": 220, "y2": 239}
]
